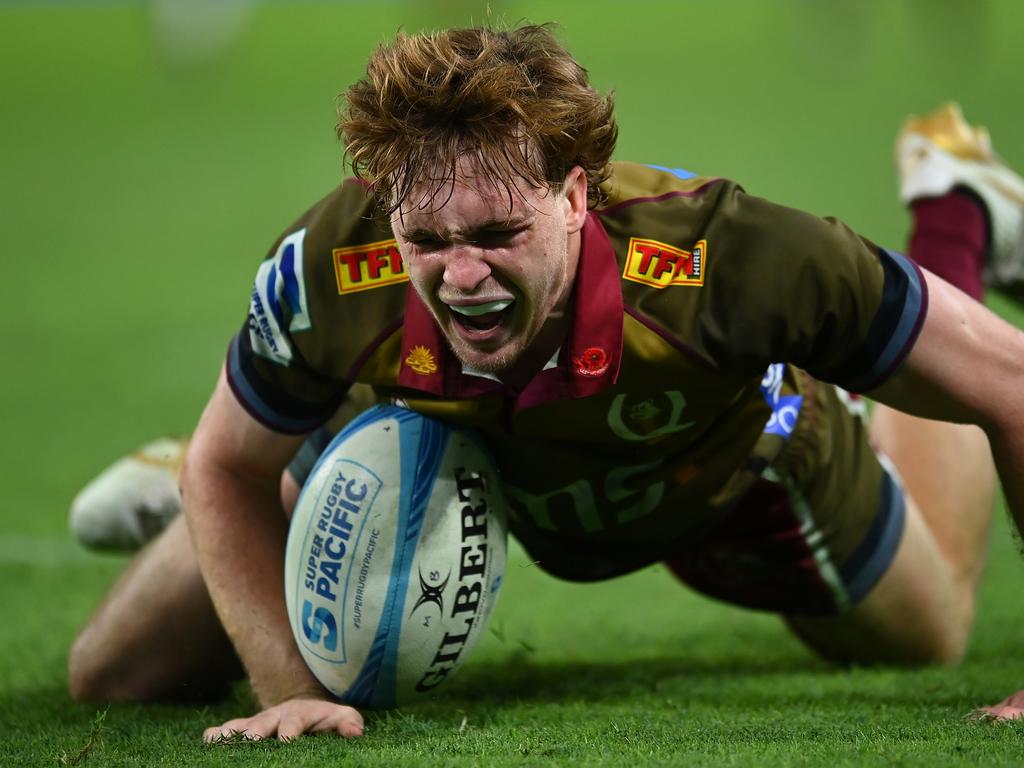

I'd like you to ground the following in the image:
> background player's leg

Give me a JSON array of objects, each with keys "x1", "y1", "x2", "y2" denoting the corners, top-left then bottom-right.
[{"x1": 68, "y1": 514, "x2": 243, "y2": 702}]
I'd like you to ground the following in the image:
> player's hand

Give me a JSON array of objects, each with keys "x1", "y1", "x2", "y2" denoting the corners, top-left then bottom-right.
[
  {"x1": 203, "y1": 697, "x2": 364, "y2": 742},
  {"x1": 973, "y1": 691, "x2": 1024, "y2": 721}
]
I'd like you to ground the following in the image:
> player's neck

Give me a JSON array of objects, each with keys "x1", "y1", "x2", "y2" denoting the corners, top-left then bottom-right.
[{"x1": 499, "y1": 312, "x2": 571, "y2": 391}]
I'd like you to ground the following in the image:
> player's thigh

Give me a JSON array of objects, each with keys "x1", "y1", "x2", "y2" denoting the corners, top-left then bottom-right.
[
  {"x1": 667, "y1": 385, "x2": 903, "y2": 615},
  {"x1": 785, "y1": 491, "x2": 966, "y2": 666},
  {"x1": 70, "y1": 515, "x2": 242, "y2": 701}
]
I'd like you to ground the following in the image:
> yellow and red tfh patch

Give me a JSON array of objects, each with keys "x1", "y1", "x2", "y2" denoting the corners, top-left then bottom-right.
[
  {"x1": 332, "y1": 239, "x2": 408, "y2": 294},
  {"x1": 622, "y1": 238, "x2": 707, "y2": 288}
]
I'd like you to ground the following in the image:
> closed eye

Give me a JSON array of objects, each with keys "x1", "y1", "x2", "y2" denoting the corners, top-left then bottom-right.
[
  {"x1": 471, "y1": 227, "x2": 528, "y2": 247},
  {"x1": 400, "y1": 221, "x2": 530, "y2": 251},
  {"x1": 405, "y1": 235, "x2": 447, "y2": 251}
]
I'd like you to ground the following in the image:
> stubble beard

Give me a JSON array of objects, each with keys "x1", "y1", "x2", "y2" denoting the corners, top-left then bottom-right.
[{"x1": 444, "y1": 327, "x2": 526, "y2": 375}]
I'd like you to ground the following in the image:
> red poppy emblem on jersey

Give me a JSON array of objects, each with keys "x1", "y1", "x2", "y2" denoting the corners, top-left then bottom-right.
[{"x1": 575, "y1": 347, "x2": 610, "y2": 377}]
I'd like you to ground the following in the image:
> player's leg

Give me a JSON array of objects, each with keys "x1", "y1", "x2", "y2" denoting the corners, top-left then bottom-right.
[
  {"x1": 67, "y1": 423, "x2": 339, "y2": 702},
  {"x1": 66, "y1": 386, "x2": 372, "y2": 700},
  {"x1": 68, "y1": 513, "x2": 243, "y2": 701},
  {"x1": 784, "y1": 490, "x2": 974, "y2": 666},
  {"x1": 68, "y1": 468, "x2": 310, "y2": 702},
  {"x1": 783, "y1": 104, "x2": 1021, "y2": 664},
  {"x1": 666, "y1": 381, "x2": 979, "y2": 665},
  {"x1": 69, "y1": 437, "x2": 188, "y2": 552},
  {"x1": 869, "y1": 103, "x2": 1016, "y2": 600},
  {"x1": 69, "y1": 386, "x2": 377, "y2": 553},
  {"x1": 867, "y1": 410, "x2": 994, "y2": 629}
]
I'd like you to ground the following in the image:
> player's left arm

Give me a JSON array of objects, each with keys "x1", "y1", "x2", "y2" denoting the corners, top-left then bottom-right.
[
  {"x1": 867, "y1": 269, "x2": 1024, "y2": 720},
  {"x1": 867, "y1": 269, "x2": 1024, "y2": 530}
]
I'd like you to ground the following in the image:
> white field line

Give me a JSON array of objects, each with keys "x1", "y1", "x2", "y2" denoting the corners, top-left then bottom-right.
[{"x1": 0, "y1": 534, "x2": 126, "y2": 567}]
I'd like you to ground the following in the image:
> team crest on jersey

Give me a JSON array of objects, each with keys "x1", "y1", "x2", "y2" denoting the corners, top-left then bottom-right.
[
  {"x1": 622, "y1": 238, "x2": 707, "y2": 288},
  {"x1": 607, "y1": 391, "x2": 695, "y2": 442},
  {"x1": 404, "y1": 345, "x2": 438, "y2": 375},
  {"x1": 332, "y1": 239, "x2": 408, "y2": 294}
]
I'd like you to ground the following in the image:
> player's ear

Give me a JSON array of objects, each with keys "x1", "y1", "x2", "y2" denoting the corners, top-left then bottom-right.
[{"x1": 562, "y1": 166, "x2": 588, "y2": 235}]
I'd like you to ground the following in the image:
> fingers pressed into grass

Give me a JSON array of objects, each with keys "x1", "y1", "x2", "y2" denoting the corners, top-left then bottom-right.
[
  {"x1": 972, "y1": 690, "x2": 1024, "y2": 722},
  {"x1": 203, "y1": 720, "x2": 267, "y2": 743},
  {"x1": 203, "y1": 699, "x2": 365, "y2": 743}
]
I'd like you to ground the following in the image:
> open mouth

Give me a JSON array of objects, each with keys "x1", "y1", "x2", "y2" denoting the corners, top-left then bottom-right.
[{"x1": 446, "y1": 299, "x2": 515, "y2": 335}]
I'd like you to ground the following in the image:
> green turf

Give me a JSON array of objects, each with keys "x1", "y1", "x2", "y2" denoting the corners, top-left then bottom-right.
[{"x1": 4, "y1": 1, "x2": 1024, "y2": 765}]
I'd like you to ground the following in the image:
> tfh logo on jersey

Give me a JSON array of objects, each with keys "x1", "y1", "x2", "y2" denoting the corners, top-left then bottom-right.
[
  {"x1": 622, "y1": 238, "x2": 707, "y2": 288},
  {"x1": 332, "y1": 239, "x2": 409, "y2": 294}
]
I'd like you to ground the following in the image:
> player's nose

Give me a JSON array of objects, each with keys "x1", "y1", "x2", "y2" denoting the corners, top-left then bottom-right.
[{"x1": 441, "y1": 245, "x2": 492, "y2": 292}]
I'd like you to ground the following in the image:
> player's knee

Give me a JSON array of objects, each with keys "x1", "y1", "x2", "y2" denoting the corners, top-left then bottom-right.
[
  {"x1": 68, "y1": 630, "x2": 149, "y2": 703},
  {"x1": 887, "y1": 598, "x2": 973, "y2": 667},
  {"x1": 905, "y1": 583, "x2": 976, "y2": 667},
  {"x1": 788, "y1": 586, "x2": 974, "y2": 668},
  {"x1": 68, "y1": 632, "x2": 108, "y2": 702},
  {"x1": 907, "y1": 620, "x2": 968, "y2": 667},
  {"x1": 925, "y1": 594, "x2": 976, "y2": 666}
]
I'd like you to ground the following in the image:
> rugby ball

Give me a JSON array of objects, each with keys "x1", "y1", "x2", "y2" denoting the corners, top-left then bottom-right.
[{"x1": 284, "y1": 404, "x2": 507, "y2": 709}]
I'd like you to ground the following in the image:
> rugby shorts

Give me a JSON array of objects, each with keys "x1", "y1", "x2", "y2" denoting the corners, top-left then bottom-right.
[{"x1": 664, "y1": 384, "x2": 905, "y2": 616}]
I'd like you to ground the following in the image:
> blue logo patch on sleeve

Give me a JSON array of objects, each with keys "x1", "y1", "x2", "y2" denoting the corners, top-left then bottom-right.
[{"x1": 248, "y1": 228, "x2": 310, "y2": 365}]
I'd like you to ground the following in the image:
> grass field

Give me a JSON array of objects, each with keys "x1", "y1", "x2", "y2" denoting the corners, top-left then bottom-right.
[{"x1": 4, "y1": 1, "x2": 1024, "y2": 765}]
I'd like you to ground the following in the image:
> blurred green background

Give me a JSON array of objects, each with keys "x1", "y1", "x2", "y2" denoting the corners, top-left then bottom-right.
[{"x1": 3, "y1": 1, "x2": 1024, "y2": 763}]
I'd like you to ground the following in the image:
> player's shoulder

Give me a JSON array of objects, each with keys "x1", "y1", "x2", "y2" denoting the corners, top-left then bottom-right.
[
  {"x1": 595, "y1": 161, "x2": 740, "y2": 222},
  {"x1": 589, "y1": 163, "x2": 728, "y2": 295},
  {"x1": 594, "y1": 162, "x2": 736, "y2": 254},
  {"x1": 271, "y1": 177, "x2": 395, "y2": 277},
  {"x1": 261, "y1": 177, "x2": 410, "y2": 307},
  {"x1": 245, "y1": 178, "x2": 409, "y2": 379},
  {"x1": 597, "y1": 161, "x2": 729, "y2": 208}
]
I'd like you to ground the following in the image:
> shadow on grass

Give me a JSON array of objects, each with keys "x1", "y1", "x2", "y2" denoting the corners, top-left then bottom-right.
[
  {"x1": 0, "y1": 651, "x2": 993, "y2": 740},
  {"x1": 431, "y1": 651, "x2": 985, "y2": 714},
  {"x1": 0, "y1": 683, "x2": 250, "y2": 739}
]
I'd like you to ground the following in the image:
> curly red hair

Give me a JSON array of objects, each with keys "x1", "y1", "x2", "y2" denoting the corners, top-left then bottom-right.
[{"x1": 338, "y1": 24, "x2": 617, "y2": 212}]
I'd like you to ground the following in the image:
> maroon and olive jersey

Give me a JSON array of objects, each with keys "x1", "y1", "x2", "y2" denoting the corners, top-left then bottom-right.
[{"x1": 228, "y1": 163, "x2": 926, "y2": 579}]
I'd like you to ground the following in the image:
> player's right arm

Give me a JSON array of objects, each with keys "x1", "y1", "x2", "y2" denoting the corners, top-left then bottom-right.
[
  {"x1": 181, "y1": 368, "x2": 364, "y2": 741},
  {"x1": 187, "y1": 178, "x2": 398, "y2": 739}
]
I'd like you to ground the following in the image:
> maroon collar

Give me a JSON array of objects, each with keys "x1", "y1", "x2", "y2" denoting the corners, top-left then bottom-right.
[{"x1": 396, "y1": 213, "x2": 623, "y2": 408}]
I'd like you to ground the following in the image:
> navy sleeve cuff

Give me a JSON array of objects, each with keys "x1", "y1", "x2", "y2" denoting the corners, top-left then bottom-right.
[
  {"x1": 226, "y1": 331, "x2": 347, "y2": 434},
  {"x1": 827, "y1": 248, "x2": 929, "y2": 393}
]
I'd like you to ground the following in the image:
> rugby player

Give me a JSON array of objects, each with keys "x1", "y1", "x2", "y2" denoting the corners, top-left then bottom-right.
[{"x1": 67, "y1": 25, "x2": 1024, "y2": 739}]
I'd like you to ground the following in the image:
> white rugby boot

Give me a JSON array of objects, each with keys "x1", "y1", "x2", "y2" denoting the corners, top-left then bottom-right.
[
  {"x1": 897, "y1": 102, "x2": 1024, "y2": 286},
  {"x1": 69, "y1": 436, "x2": 187, "y2": 551}
]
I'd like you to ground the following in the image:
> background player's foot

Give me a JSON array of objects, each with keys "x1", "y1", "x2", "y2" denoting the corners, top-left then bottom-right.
[
  {"x1": 69, "y1": 437, "x2": 186, "y2": 551},
  {"x1": 897, "y1": 102, "x2": 1024, "y2": 287}
]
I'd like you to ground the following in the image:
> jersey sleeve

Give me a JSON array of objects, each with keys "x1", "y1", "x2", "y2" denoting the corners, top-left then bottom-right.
[
  {"x1": 227, "y1": 224, "x2": 350, "y2": 434},
  {"x1": 225, "y1": 180, "x2": 398, "y2": 434},
  {"x1": 695, "y1": 184, "x2": 928, "y2": 392}
]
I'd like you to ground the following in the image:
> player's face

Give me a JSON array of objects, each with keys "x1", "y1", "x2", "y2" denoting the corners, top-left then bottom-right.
[{"x1": 391, "y1": 159, "x2": 588, "y2": 375}]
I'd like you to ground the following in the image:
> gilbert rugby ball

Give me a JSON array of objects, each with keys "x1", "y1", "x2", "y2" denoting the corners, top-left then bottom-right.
[{"x1": 284, "y1": 404, "x2": 507, "y2": 709}]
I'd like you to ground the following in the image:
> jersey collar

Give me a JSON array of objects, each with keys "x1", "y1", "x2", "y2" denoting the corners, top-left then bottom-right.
[{"x1": 397, "y1": 212, "x2": 623, "y2": 406}]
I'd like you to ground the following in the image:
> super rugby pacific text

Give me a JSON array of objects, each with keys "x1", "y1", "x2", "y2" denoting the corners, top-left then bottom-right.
[{"x1": 304, "y1": 471, "x2": 367, "y2": 601}]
